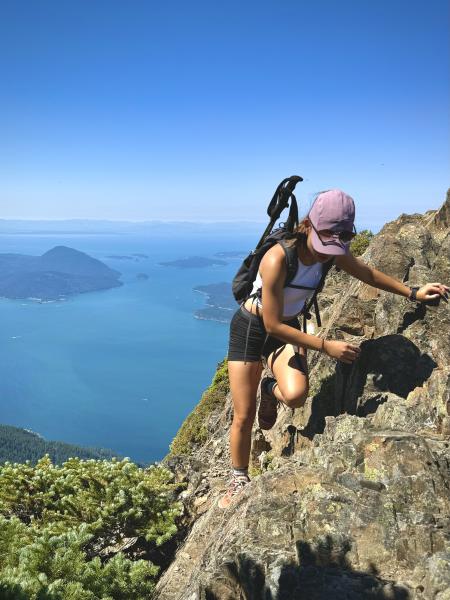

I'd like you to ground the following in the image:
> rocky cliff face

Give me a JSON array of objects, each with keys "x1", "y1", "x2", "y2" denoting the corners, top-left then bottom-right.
[{"x1": 157, "y1": 193, "x2": 450, "y2": 600}]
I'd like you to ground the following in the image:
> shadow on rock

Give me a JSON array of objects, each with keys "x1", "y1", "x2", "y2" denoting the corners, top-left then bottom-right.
[
  {"x1": 346, "y1": 334, "x2": 436, "y2": 409},
  {"x1": 301, "y1": 334, "x2": 436, "y2": 440},
  {"x1": 396, "y1": 302, "x2": 427, "y2": 334},
  {"x1": 203, "y1": 535, "x2": 410, "y2": 599}
]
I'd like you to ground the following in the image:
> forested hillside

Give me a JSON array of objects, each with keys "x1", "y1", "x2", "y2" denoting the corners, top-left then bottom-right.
[{"x1": 0, "y1": 424, "x2": 119, "y2": 465}]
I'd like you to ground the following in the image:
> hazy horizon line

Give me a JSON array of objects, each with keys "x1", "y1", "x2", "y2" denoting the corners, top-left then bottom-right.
[{"x1": 0, "y1": 217, "x2": 268, "y2": 225}]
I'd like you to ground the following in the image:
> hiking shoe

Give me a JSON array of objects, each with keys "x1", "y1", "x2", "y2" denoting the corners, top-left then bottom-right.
[
  {"x1": 258, "y1": 376, "x2": 278, "y2": 430},
  {"x1": 218, "y1": 474, "x2": 250, "y2": 509}
]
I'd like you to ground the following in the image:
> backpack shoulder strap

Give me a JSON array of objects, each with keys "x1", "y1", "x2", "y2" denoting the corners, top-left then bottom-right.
[
  {"x1": 277, "y1": 239, "x2": 299, "y2": 287},
  {"x1": 301, "y1": 257, "x2": 335, "y2": 330},
  {"x1": 318, "y1": 257, "x2": 335, "y2": 291}
]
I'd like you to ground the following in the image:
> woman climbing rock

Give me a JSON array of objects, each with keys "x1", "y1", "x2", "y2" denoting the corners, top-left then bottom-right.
[{"x1": 218, "y1": 188, "x2": 449, "y2": 509}]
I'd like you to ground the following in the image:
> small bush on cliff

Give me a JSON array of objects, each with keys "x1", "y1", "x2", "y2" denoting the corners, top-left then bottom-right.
[
  {"x1": 350, "y1": 229, "x2": 374, "y2": 256},
  {"x1": 0, "y1": 455, "x2": 182, "y2": 599},
  {"x1": 168, "y1": 358, "x2": 229, "y2": 457}
]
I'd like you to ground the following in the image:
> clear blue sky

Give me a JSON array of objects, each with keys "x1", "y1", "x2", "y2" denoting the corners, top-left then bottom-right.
[{"x1": 1, "y1": 0, "x2": 448, "y2": 229}]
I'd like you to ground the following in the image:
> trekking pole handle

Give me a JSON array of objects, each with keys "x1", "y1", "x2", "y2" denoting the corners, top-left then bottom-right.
[{"x1": 255, "y1": 176, "x2": 304, "y2": 250}]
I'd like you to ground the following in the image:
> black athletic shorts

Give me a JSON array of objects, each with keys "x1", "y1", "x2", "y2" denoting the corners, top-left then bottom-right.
[{"x1": 227, "y1": 304, "x2": 302, "y2": 363}]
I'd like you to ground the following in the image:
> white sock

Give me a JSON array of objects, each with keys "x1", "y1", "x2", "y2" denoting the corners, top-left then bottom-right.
[{"x1": 232, "y1": 465, "x2": 249, "y2": 478}]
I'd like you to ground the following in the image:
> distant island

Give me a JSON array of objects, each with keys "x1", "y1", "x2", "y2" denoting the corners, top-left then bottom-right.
[
  {"x1": 106, "y1": 253, "x2": 149, "y2": 260},
  {"x1": 214, "y1": 250, "x2": 247, "y2": 258},
  {"x1": 0, "y1": 424, "x2": 121, "y2": 465},
  {"x1": 0, "y1": 245, "x2": 123, "y2": 301},
  {"x1": 106, "y1": 254, "x2": 136, "y2": 260},
  {"x1": 159, "y1": 256, "x2": 227, "y2": 269},
  {"x1": 193, "y1": 281, "x2": 236, "y2": 323}
]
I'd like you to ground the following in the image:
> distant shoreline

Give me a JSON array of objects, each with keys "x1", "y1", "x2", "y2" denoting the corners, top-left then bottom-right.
[
  {"x1": 193, "y1": 314, "x2": 231, "y2": 324},
  {"x1": 193, "y1": 282, "x2": 236, "y2": 323}
]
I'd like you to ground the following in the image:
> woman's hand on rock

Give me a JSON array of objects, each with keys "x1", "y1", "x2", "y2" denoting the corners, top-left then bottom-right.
[
  {"x1": 323, "y1": 340, "x2": 361, "y2": 364},
  {"x1": 417, "y1": 282, "x2": 449, "y2": 303}
]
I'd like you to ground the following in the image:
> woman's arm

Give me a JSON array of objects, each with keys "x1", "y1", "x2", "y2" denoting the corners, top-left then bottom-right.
[
  {"x1": 259, "y1": 246, "x2": 360, "y2": 364},
  {"x1": 335, "y1": 252, "x2": 449, "y2": 303}
]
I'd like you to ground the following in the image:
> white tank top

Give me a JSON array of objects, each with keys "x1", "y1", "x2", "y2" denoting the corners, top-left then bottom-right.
[{"x1": 249, "y1": 256, "x2": 323, "y2": 319}]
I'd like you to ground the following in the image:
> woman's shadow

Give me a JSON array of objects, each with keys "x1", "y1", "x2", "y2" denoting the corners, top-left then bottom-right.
[{"x1": 203, "y1": 535, "x2": 411, "y2": 599}]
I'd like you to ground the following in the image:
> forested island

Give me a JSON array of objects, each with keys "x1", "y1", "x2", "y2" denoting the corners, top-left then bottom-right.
[
  {"x1": 0, "y1": 245, "x2": 122, "y2": 300},
  {"x1": 193, "y1": 281, "x2": 236, "y2": 322}
]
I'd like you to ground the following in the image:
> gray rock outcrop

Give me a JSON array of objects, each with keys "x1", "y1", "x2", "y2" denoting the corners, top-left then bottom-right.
[{"x1": 157, "y1": 192, "x2": 450, "y2": 600}]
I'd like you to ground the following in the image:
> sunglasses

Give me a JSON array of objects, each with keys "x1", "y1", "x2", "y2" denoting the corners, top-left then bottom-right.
[{"x1": 309, "y1": 220, "x2": 357, "y2": 245}]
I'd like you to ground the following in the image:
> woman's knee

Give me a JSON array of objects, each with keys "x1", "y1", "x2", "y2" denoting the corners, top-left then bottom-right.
[
  {"x1": 279, "y1": 384, "x2": 309, "y2": 408},
  {"x1": 232, "y1": 411, "x2": 256, "y2": 429}
]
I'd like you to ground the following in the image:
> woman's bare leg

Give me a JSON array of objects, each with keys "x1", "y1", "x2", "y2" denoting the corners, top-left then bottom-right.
[
  {"x1": 228, "y1": 359, "x2": 263, "y2": 467},
  {"x1": 266, "y1": 345, "x2": 309, "y2": 409}
]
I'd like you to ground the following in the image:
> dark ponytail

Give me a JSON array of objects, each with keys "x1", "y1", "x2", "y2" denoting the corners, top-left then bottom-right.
[{"x1": 284, "y1": 218, "x2": 308, "y2": 250}]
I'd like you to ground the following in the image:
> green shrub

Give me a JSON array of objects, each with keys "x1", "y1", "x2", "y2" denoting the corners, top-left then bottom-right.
[
  {"x1": 264, "y1": 451, "x2": 275, "y2": 471},
  {"x1": 248, "y1": 465, "x2": 262, "y2": 478},
  {"x1": 0, "y1": 455, "x2": 183, "y2": 599},
  {"x1": 350, "y1": 229, "x2": 374, "y2": 256},
  {"x1": 168, "y1": 358, "x2": 229, "y2": 457}
]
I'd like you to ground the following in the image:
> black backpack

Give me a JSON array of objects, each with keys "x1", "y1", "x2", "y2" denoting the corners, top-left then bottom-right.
[{"x1": 232, "y1": 175, "x2": 334, "y2": 333}]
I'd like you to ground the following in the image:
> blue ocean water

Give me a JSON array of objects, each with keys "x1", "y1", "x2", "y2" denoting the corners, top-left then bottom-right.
[{"x1": 0, "y1": 229, "x2": 258, "y2": 464}]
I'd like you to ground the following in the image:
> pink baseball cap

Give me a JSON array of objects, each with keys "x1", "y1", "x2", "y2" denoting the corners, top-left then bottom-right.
[{"x1": 308, "y1": 189, "x2": 356, "y2": 255}]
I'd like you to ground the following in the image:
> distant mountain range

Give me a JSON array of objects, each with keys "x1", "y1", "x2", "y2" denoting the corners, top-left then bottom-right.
[
  {"x1": 0, "y1": 218, "x2": 265, "y2": 235},
  {"x1": 0, "y1": 245, "x2": 122, "y2": 300}
]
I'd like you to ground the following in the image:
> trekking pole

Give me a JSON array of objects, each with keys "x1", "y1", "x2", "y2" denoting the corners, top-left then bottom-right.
[{"x1": 254, "y1": 175, "x2": 303, "y2": 250}]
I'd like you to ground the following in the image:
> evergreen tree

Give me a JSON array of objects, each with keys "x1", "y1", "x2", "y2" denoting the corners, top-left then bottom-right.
[{"x1": 0, "y1": 455, "x2": 184, "y2": 599}]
